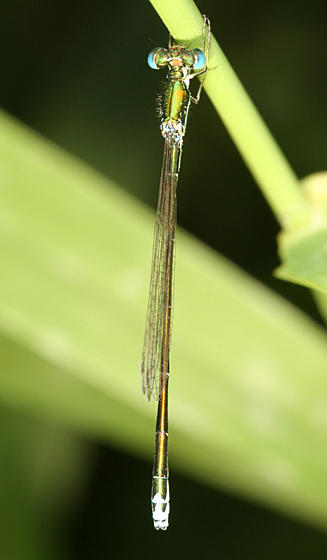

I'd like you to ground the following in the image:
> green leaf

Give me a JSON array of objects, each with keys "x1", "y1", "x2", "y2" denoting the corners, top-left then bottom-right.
[
  {"x1": 276, "y1": 173, "x2": 327, "y2": 295},
  {"x1": 276, "y1": 227, "x2": 327, "y2": 292},
  {"x1": 1, "y1": 109, "x2": 327, "y2": 532}
]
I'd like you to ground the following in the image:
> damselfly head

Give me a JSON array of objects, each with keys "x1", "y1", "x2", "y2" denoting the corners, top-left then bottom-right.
[{"x1": 147, "y1": 46, "x2": 206, "y2": 71}]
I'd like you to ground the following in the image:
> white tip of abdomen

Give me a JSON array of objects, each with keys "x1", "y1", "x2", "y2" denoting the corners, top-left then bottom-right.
[{"x1": 151, "y1": 477, "x2": 170, "y2": 530}]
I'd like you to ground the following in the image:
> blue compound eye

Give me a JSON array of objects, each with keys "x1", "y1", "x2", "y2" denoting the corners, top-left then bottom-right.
[
  {"x1": 192, "y1": 48, "x2": 206, "y2": 70},
  {"x1": 147, "y1": 47, "x2": 168, "y2": 69},
  {"x1": 147, "y1": 48, "x2": 160, "y2": 69}
]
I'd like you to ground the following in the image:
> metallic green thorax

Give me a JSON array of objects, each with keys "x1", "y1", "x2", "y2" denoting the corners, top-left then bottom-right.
[
  {"x1": 154, "y1": 46, "x2": 201, "y2": 146},
  {"x1": 160, "y1": 52, "x2": 191, "y2": 145}
]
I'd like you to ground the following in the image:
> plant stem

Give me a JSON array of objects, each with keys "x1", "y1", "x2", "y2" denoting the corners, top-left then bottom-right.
[{"x1": 149, "y1": 0, "x2": 311, "y2": 231}]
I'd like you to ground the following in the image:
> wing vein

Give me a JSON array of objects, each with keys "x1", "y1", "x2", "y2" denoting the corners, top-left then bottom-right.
[{"x1": 141, "y1": 139, "x2": 180, "y2": 401}]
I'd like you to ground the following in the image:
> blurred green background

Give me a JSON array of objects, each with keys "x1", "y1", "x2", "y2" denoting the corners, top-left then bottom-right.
[{"x1": 1, "y1": 0, "x2": 327, "y2": 558}]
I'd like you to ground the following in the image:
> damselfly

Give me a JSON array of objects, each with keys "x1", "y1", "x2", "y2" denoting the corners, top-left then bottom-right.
[{"x1": 141, "y1": 15, "x2": 211, "y2": 530}]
